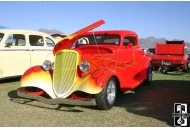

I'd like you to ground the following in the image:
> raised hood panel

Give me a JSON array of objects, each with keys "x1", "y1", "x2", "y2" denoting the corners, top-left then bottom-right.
[
  {"x1": 53, "y1": 20, "x2": 105, "y2": 55},
  {"x1": 155, "y1": 43, "x2": 185, "y2": 55}
]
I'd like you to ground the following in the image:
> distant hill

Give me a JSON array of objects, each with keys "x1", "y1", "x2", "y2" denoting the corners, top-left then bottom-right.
[
  {"x1": 0, "y1": 26, "x2": 8, "y2": 29},
  {"x1": 38, "y1": 28, "x2": 64, "y2": 35},
  {"x1": 139, "y1": 36, "x2": 190, "y2": 48}
]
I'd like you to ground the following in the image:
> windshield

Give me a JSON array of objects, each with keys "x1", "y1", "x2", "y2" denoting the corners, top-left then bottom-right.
[
  {"x1": 75, "y1": 34, "x2": 120, "y2": 46},
  {"x1": 0, "y1": 33, "x2": 4, "y2": 42}
]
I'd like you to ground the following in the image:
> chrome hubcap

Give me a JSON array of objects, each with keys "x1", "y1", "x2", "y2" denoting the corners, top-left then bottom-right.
[{"x1": 107, "y1": 81, "x2": 116, "y2": 104}]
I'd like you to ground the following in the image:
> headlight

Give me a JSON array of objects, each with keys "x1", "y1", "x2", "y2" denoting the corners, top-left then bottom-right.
[
  {"x1": 43, "y1": 60, "x2": 52, "y2": 71},
  {"x1": 79, "y1": 61, "x2": 90, "y2": 72}
]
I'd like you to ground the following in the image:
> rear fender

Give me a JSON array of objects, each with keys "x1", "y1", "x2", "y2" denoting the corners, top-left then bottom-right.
[{"x1": 139, "y1": 56, "x2": 151, "y2": 77}]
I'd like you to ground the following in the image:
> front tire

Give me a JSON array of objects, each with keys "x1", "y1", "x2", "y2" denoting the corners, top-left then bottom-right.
[{"x1": 95, "y1": 77, "x2": 117, "y2": 110}]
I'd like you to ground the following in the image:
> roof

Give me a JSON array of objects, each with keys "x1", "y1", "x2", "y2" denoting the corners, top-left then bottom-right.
[
  {"x1": 80, "y1": 30, "x2": 138, "y2": 36},
  {"x1": 0, "y1": 29, "x2": 50, "y2": 35}
]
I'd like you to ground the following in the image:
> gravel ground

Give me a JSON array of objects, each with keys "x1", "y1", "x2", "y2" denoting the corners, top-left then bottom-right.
[{"x1": 0, "y1": 71, "x2": 190, "y2": 127}]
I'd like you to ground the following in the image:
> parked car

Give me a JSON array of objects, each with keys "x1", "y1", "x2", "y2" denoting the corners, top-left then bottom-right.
[
  {"x1": 149, "y1": 48, "x2": 156, "y2": 54},
  {"x1": 51, "y1": 33, "x2": 67, "y2": 43},
  {"x1": 143, "y1": 48, "x2": 154, "y2": 58},
  {"x1": 17, "y1": 20, "x2": 152, "y2": 110},
  {"x1": 0, "y1": 29, "x2": 56, "y2": 79},
  {"x1": 152, "y1": 40, "x2": 189, "y2": 73}
]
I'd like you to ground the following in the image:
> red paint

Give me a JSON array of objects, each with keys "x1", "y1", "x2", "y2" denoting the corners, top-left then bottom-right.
[{"x1": 19, "y1": 89, "x2": 44, "y2": 96}]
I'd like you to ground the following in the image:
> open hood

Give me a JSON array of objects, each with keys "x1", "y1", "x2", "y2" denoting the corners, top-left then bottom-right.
[{"x1": 53, "y1": 20, "x2": 105, "y2": 55}]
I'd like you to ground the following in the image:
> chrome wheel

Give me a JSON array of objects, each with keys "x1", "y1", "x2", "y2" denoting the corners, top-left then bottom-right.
[
  {"x1": 144, "y1": 63, "x2": 153, "y2": 85},
  {"x1": 107, "y1": 80, "x2": 116, "y2": 105},
  {"x1": 95, "y1": 77, "x2": 117, "y2": 110}
]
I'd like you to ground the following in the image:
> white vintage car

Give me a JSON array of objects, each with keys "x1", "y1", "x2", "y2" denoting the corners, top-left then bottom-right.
[{"x1": 0, "y1": 29, "x2": 56, "y2": 79}]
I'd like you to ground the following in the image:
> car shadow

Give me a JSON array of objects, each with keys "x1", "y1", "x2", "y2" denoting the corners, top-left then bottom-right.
[
  {"x1": 8, "y1": 90, "x2": 84, "y2": 112},
  {"x1": 115, "y1": 80, "x2": 190, "y2": 127},
  {"x1": 0, "y1": 77, "x2": 21, "y2": 84}
]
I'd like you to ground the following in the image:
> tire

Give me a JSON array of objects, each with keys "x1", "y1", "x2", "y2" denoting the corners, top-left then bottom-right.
[
  {"x1": 144, "y1": 63, "x2": 153, "y2": 85},
  {"x1": 182, "y1": 63, "x2": 188, "y2": 72},
  {"x1": 95, "y1": 77, "x2": 117, "y2": 110},
  {"x1": 161, "y1": 69, "x2": 168, "y2": 74},
  {"x1": 153, "y1": 66, "x2": 159, "y2": 71}
]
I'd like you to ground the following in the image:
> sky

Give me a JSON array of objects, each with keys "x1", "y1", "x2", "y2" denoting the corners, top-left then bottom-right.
[{"x1": 0, "y1": 1, "x2": 190, "y2": 42}]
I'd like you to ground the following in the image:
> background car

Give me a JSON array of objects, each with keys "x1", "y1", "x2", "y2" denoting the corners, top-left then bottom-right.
[{"x1": 0, "y1": 29, "x2": 56, "y2": 79}]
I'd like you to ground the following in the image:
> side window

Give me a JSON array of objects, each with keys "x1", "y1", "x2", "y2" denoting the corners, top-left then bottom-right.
[
  {"x1": 123, "y1": 36, "x2": 137, "y2": 46},
  {"x1": 29, "y1": 35, "x2": 44, "y2": 46},
  {"x1": 5, "y1": 34, "x2": 26, "y2": 46},
  {"x1": 45, "y1": 37, "x2": 55, "y2": 47}
]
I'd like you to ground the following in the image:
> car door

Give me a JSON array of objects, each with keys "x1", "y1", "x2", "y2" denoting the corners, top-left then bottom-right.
[
  {"x1": 29, "y1": 34, "x2": 55, "y2": 66},
  {"x1": 117, "y1": 36, "x2": 141, "y2": 88},
  {"x1": 1, "y1": 33, "x2": 30, "y2": 78}
]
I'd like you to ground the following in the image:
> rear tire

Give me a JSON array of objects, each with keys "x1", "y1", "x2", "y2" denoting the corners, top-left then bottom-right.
[
  {"x1": 95, "y1": 77, "x2": 117, "y2": 110},
  {"x1": 144, "y1": 63, "x2": 153, "y2": 85},
  {"x1": 161, "y1": 69, "x2": 168, "y2": 74},
  {"x1": 182, "y1": 63, "x2": 188, "y2": 72}
]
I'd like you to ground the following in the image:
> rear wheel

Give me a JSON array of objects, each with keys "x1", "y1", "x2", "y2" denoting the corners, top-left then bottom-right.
[
  {"x1": 95, "y1": 77, "x2": 117, "y2": 110},
  {"x1": 161, "y1": 69, "x2": 168, "y2": 74},
  {"x1": 182, "y1": 63, "x2": 188, "y2": 72},
  {"x1": 144, "y1": 63, "x2": 153, "y2": 85}
]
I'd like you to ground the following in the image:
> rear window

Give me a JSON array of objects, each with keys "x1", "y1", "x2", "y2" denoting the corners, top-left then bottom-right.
[{"x1": 0, "y1": 33, "x2": 4, "y2": 42}]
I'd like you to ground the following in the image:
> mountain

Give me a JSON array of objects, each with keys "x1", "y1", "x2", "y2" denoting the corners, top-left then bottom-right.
[
  {"x1": 38, "y1": 28, "x2": 64, "y2": 35},
  {"x1": 139, "y1": 36, "x2": 190, "y2": 48},
  {"x1": 0, "y1": 26, "x2": 8, "y2": 29}
]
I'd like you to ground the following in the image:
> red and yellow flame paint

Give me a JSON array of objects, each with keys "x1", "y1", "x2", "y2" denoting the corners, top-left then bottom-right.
[
  {"x1": 19, "y1": 19, "x2": 143, "y2": 99},
  {"x1": 20, "y1": 50, "x2": 138, "y2": 98}
]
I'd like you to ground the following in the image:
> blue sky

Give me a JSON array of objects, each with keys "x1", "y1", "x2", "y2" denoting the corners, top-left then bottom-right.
[{"x1": 1, "y1": 1, "x2": 190, "y2": 42}]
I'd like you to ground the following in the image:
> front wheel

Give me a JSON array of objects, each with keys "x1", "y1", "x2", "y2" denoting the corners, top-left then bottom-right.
[{"x1": 95, "y1": 77, "x2": 117, "y2": 110}]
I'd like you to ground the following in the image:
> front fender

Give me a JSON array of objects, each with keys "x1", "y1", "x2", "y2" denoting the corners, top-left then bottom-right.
[
  {"x1": 20, "y1": 66, "x2": 56, "y2": 98},
  {"x1": 20, "y1": 66, "x2": 117, "y2": 98}
]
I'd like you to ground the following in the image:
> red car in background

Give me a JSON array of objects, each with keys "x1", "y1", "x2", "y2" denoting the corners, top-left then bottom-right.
[{"x1": 152, "y1": 40, "x2": 189, "y2": 73}]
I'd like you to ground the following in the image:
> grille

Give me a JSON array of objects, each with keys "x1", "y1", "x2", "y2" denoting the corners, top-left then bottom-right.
[{"x1": 53, "y1": 51, "x2": 77, "y2": 96}]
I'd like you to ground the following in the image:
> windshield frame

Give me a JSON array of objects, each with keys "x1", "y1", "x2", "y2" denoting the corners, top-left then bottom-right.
[{"x1": 75, "y1": 34, "x2": 121, "y2": 47}]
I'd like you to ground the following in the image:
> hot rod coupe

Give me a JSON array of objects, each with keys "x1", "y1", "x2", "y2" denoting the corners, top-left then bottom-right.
[
  {"x1": 17, "y1": 20, "x2": 152, "y2": 110},
  {"x1": 152, "y1": 40, "x2": 189, "y2": 74}
]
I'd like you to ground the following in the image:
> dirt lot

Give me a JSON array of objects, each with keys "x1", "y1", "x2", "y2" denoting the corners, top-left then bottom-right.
[{"x1": 0, "y1": 71, "x2": 190, "y2": 127}]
